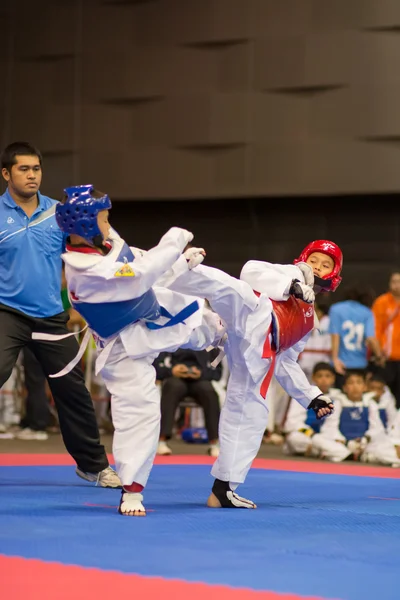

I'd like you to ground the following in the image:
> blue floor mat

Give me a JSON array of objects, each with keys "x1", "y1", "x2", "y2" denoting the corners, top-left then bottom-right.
[{"x1": 1, "y1": 464, "x2": 400, "y2": 600}]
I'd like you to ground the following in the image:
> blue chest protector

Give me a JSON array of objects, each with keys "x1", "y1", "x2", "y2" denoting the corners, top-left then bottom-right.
[
  {"x1": 305, "y1": 409, "x2": 321, "y2": 434},
  {"x1": 379, "y1": 407, "x2": 388, "y2": 430},
  {"x1": 339, "y1": 406, "x2": 369, "y2": 440},
  {"x1": 71, "y1": 242, "x2": 198, "y2": 339}
]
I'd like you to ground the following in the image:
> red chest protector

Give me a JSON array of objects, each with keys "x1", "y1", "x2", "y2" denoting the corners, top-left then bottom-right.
[
  {"x1": 271, "y1": 296, "x2": 315, "y2": 353},
  {"x1": 254, "y1": 292, "x2": 315, "y2": 398}
]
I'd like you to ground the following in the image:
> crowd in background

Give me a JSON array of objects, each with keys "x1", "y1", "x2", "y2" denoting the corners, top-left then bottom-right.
[{"x1": 2, "y1": 265, "x2": 400, "y2": 468}]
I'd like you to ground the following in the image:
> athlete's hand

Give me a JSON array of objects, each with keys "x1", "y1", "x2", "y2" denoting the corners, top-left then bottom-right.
[
  {"x1": 184, "y1": 247, "x2": 206, "y2": 269},
  {"x1": 308, "y1": 394, "x2": 334, "y2": 419},
  {"x1": 289, "y1": 280, "x2": 315, "y2": 304},
  {"x1": 296, "y1": 262, "x2": 314, "y2": 286}
]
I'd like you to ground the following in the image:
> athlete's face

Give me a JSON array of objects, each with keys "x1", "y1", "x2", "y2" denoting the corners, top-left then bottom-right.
[
  {"x1": 97, "y1": 210, "x2": 111, "y2": 243},
  {"x1": 343, "y1": 375, "x2": 366, "y2": 402},
  {"x1": 312, "y1": 369, "x2": 335, "y2": 394},
  {"x1": 306, "y1": 252, "x2": 334, "y2": 278}
]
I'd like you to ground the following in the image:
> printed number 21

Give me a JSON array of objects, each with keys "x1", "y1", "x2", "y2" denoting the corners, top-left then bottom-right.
[{"x1": 343, "y1": 320, "x2": 364, "y2": 351}]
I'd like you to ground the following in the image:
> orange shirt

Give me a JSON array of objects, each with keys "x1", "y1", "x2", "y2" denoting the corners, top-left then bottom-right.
[{"x1": 372, "y1": 293, "x2": 400, "y2": 360}]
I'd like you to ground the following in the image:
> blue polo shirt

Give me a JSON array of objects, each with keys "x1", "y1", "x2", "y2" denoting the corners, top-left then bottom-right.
[
  {"x1": 0, "y1": 189, "x2": 66, "y2": 318},
  {"x1": 329, "y1": 300, "x2": 375, "y2": 369}
]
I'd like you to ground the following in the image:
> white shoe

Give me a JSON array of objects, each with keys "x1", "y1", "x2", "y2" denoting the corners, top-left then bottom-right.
[
  {"x1": 16, "y1": 428, "x2": 49, "y2": 441},
  {"x1": 0, "y1": 423, "x2": 14, "y2": 438},
  {"x1": 76, "y1": 466, "x2": 122, "y2": 488},
  {"x1": 269, "y1": 433, "x2": 284, "y2": 445},
  {"x1": 118, "y1": 491, "x2": 146, "y2": 516},
  {"x1": 207, "y1": 444, "x2": 220, "y2": 457},
  {"x1": 157, "y1": 441, "x2": 172, "y2": 455}
]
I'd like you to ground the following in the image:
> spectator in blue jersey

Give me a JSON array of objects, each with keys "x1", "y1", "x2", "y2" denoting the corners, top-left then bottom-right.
[
  {"x1": 0, "y1": 141, "x2": 120, "y2": 487},
  {"x1": 329, "y1": 285, "x2": 384, "y2": 388}
]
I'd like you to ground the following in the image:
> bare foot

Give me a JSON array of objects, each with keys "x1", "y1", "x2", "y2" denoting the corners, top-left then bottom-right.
[{"x1": 207, "y1": 492, "x2": 222, "y2": 508}]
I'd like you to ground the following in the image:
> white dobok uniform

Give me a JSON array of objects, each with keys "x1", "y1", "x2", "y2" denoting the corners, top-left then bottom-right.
[
  {"x1": 165, "y1": 259, "x2": 325, "y2": 486},
  {"x1": 318, "y1": 392, "x2": 400, "y2": 466},
  {"x1": 370, "y1": 389, "x2": 397, "y2": 433},
  {"x1": 61, "y1": 227, "x2": 222, "y2": 487},
  {"x1": 282, "y1": 388, "x2": 350, "y2": 462},
  {"x1": 389, "y1": 409, "x2": 400, "y2": 446}
]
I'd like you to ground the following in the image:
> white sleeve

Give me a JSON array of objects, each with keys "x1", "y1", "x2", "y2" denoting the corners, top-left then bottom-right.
[
  {"x1": 384, "y1": 391, "x2": 398, "y2": 430},
  {"x1": 129, "y1": 246, "x2": 147, "y2": 259},
  {"x1": 240, "y1": 261, "x2": 304, "y2": 301},
  {"x1": 76, "y1": 227, "x2": 192, "y2": 301},
  {"x1": 282, "y1": 399, "x2": 309, "y2": 433},
  {"x1": 389, "y1": 410, "x2": 400, "y2": 445},
  {"x1": 319, "y1": 399, "x2": 345, "y2": 441},
  {"x1": 274, "y1": 334, "x2": 322, "y2": 409},
  {"x1": 155, "y1": 254, "x2": 190, "y2": 289}
]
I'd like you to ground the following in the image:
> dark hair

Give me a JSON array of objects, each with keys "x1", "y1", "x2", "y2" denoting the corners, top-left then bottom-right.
[
  {"x1": 343, "y1": 369, "x2": 366, "y2": 384},
  {"x1": 312, "y1": 362, "x2": 335, "y2": 376},
  {"x1": 1, "y1": 141, "x2": 42, "y2": 171},
  {"x1": 368, "y1": 374, "x2": 386, "y2": 386},
  {"x1": 315, "y1": 298, "x2": 330, "y2": 316},
  {"x1": 342, "y1": 284, "x2": 375, "y2": 308}
]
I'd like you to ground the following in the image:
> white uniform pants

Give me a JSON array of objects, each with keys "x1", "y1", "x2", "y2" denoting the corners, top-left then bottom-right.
[
  {"x1": 363, "y1": 436, "x2": 400, "y2": 466},
  {"x1": 285, "y1": 431, "x2": 351, "y2": 462},
  {"x1": 100, "y1": 340, "x2": 160, "y2": 487},
  {"x1": 211, "y1": 333, "x2": 271, "y2": 484},
  {"x1": 170, "y1": 264, "x2": 272, "y2": 485}
]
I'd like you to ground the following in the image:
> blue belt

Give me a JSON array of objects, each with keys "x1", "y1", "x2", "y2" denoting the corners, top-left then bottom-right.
[{"x1": 146, "y1": 300, "x2": 199, "y2": 330}]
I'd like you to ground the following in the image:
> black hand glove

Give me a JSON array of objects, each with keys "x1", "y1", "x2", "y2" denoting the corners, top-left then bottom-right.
[{"x1": 308, "y1": 394, "x2": 334, "y2": 419}]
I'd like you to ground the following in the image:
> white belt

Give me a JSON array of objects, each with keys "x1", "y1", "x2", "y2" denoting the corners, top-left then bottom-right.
[
  {"x1": 32, "y1": 326, "x2": 91, "y2": 378},
  {"x1": 206, "y1": 332, "x2": 227, "y2": 367}
]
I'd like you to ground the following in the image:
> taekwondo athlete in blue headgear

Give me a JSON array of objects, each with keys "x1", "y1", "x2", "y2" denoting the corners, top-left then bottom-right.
[{"x1": 54, "y1": 184, "x2": 224, "y2": 517}]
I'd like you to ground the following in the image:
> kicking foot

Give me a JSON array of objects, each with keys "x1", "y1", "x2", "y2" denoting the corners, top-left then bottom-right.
[
  {"x1": 207, "y1": 479, "x2": 256, "y2": 509},
  {"x1": 118, "y1": 491, "x2": 146, "y2": 516}
]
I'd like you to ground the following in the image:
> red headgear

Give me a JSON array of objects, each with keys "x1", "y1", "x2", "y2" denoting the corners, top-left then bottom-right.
[{"x1": 294, "y1": 240, "x2": 343, "y2": 292}]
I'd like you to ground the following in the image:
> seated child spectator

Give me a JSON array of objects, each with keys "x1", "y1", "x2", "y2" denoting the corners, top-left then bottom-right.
[
  {"x1": 318, "y1": 371, "x2": 400, "y2": 467},
  {"x1": 282, "y1": 362, "x2": 348, "y2": 462}
]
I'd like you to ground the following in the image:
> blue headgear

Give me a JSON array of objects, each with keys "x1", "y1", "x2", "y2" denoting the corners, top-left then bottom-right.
[{"x1": 55, "y1": 184, "x2": 112, "y2": 243}]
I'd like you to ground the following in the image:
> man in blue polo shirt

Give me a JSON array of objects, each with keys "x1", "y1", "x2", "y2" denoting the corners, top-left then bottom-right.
[
  {"x1": 329, "y1": 285, "x2": 384, "y2": 387},
  {"x1": 0, "y1": 141, "x2": 120, "y2": 487}
]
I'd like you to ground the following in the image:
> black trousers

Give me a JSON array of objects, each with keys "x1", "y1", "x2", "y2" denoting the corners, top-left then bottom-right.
[
  {"x1": 20, "y1": 346, "x2": 51, "y2": 431},
  {"x1": 382, "y1": 360, "x2": 400, "y2": 409},
  {"x1": 0, "y1": 304, "x2": 108, "y2": 472},
  {"x1": 160, "y1": 377, "x2": 220, "y2": 441}
]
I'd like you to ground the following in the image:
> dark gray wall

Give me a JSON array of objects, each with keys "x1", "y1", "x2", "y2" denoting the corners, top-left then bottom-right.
[
  {"x1": 109, "y1": 196, "x2": 399, "y2": 297},
  {"x1": 2, "y1": 0, "x2": 400, "y2": 199}
]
